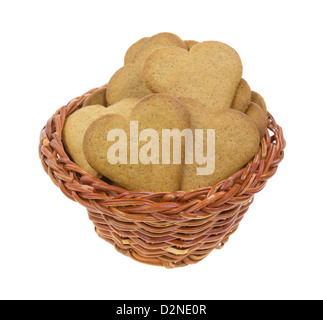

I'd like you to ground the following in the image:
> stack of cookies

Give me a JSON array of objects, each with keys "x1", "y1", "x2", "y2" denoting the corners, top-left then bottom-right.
[{"x1": 62, "y1": 32, "x2": 268, "y2": 192}]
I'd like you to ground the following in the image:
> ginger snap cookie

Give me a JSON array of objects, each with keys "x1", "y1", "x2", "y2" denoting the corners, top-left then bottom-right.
[
  {"x1": 83, "y1": 87, "x2": 108, "y2": 107},
  {"x1": 134, "y1": 32, "x2": 187, "y2": 66},
  {"x1": 62, "y1": 99, "x2": 140, "y2": 177},
  {"x1": 251, "y1": 91, "x2": 267, "y2": 113},
  {"x1": 106, "y1": 32, "x2": 188, "y2": 105},
  {"x1": 177, "y1": 97, "x2": 209, "y2": 128},
  {"x1": 106, "y1": 64, "x2": 152, "y2": 105},
  {"x1": 185, "y1": 40, "x2": 199, "y2": 50},
  {"x1": 83, "y1": 94, "x2": 190, "y2": 192},
  {"x1": 180, "y1": 109, "x2": 260, "y2": 191},
  {"x1": 231, "y1": 78, "x2": 251, "y2": 113},
  {"x1": 124, "y1": 37, "x2": 149, "y2": 65},
  {"x1": 142, "y1": 41, "x2": 243, "y2": 113},
  {"x1": 62, "y1": 105, "x2": 112, "y2": 177},
  {"x1": 246, "y1": 102, "x2": 267, "y2": 139},
  {"x1": 105, "y1": 97, "x2": 140, "y2": 116}
]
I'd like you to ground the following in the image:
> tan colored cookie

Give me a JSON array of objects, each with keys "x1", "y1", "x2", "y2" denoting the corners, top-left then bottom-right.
[
  {"x1": 62, "y1": 105, "x2": 111, "y2": 177},
  {"x1": 124, "y1": 37, "x2": 149, "y2": 65},
  {"x1": 106, "y1": 97, "x2": 140, "y2": 116},
  {"x1": 142, "y1": 41, "x2": 243, "y2": 113},
  {"x1": 251, "y1": 91, "x2": 267, "y2": 113},
  {"x1": 180, "y1": 109, "x2": 260, "y2": 191},
  {"x1": 231, "y1": 78, "x2": 251, "y2": 112},
  {"x1": 106, "y1": 64, "x2": 152, "y2": 105},
  {"x1": 177, "y1": 97, "x2": 209, "y2": 128},
  {"x1": 106, "y1": 32, "x2": 188, "y2": 105},
  {"x1": 83, "y1": 94, "x2": 190, "y2": 192},
  {"x1": 246, "y1": 102, "x2": 267, "y2": 139},
  {"x1": 185, "y1": 40, "x2": 199, "y2": 50},
  {"x1": 134, "y1": 32, "x2": 188, "y2": 66},
  {"x1": 62, "y1": 99, "x2": 139, "y2": 177},
  {"x1": 83, "y1": 87, "x2": 108, "y2": 107}
]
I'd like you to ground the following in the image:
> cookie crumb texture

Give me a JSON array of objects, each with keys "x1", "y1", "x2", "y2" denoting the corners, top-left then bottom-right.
[{"x1": 62, "y1": 32, "x2": 269, "y2": 192}]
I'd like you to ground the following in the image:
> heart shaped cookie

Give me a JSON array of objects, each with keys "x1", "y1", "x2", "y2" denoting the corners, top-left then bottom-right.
[
  {"x1": 106, "y1": 32, "x2": 188, "y2": 105},
  {"x1": 180, "y1": 109, "x2": 260, "y2": 191},
  {"x1": 83, "y1": 87, "x2": 108, "y2": 107},
  {"x1": 62, "y1": 105, "x2": 111, "y2": 177},
  {"x1": 177, "y1": 97, "x2": 209, "y2": 128},
  {"x1": 106, "y1": 64, "x2": 152, "y2": 105},
  {"x1": 185, "y1": 40, "x2": 199, "y2": 50},
  {"x1": 246, "y1": 102, "x2": 267, "y2": 139},
  {"x1": 142, "y1": 41, "x2": 243, "y2": 113},
  {"x1": 62, "y1": 99, "x2": 140, "y2": 177},
  {"x1": 124, "y1": 37, "x2": 149, "y2": 65},
  {"x1": 251, "y1": 91, "x2": 267, "y2": 113},
  {"x1": 134, "y1": 32, "x2": 188, "y2": 66},
  {"x1": 83, "y1": 94, "x2": 190, "y2": 192},
  {"x1": 231, "y1": 78, "x2": 251, "y2": 112}
]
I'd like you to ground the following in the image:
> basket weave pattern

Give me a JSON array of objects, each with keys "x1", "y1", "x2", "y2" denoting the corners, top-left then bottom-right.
[{"x1": 39, "y1": 86, "x2": 285, "y2": 268}]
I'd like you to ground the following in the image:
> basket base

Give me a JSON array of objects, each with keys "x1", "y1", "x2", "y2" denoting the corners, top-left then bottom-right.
[{"x1": 87, "y1": 204, "x2": 249, "y2": 269}]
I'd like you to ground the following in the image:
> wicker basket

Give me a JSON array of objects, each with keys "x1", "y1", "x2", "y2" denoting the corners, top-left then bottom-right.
[{"x1": 39, "y1": 85, "x2": 286, "y2": 269}]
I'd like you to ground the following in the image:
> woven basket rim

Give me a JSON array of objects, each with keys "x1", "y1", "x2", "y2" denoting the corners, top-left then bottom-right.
[{"x1": 39, "y1": 84, "x2": 286, "y2": 222}]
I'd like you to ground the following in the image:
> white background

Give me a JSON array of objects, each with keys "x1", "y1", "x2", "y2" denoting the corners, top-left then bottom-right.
[{"x1": 0, "y1": 0, "x2": 322, "y2": 300}]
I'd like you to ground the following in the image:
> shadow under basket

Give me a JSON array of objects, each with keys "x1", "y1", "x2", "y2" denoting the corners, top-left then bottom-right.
[{"x1": 39, "y1": 85, "x2": 286, "y2": 269}]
